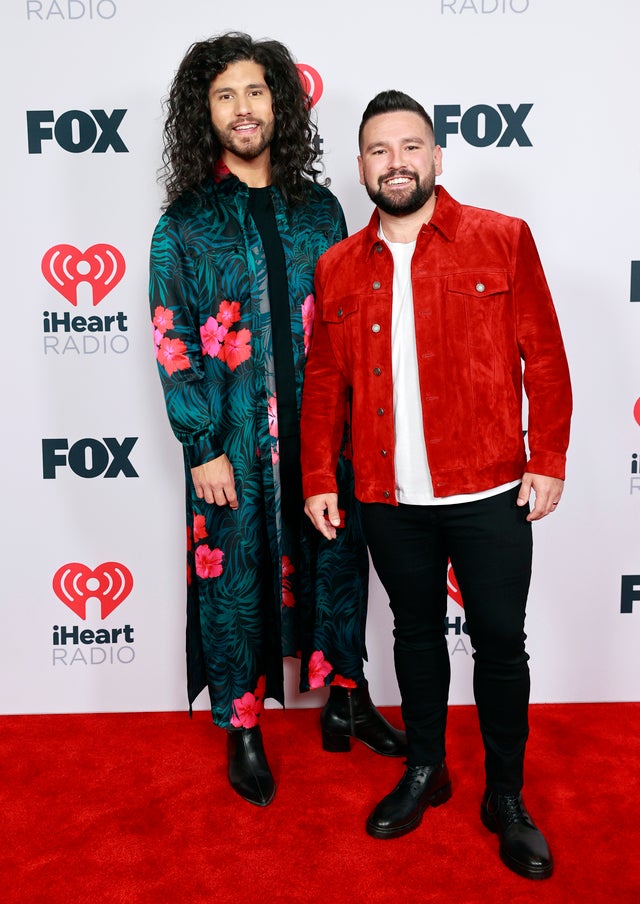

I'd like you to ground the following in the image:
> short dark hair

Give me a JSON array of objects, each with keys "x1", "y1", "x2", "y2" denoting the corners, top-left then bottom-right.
[
  {"x1": 160, "y1": 31, "x2": 324, "y2": 206},
  {"x1": 358, "y1": 90, "x2": 434, "y2": 150}
]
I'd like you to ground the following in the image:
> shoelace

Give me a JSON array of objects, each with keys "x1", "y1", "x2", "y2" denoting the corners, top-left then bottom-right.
[{"x1": 497, "y1": 794, "x2": 535, "y2": 829}]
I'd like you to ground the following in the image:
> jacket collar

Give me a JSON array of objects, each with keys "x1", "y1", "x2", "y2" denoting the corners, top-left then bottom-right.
[{"x1": 364, "y1": 184, "x2": 462, "y2": 251}]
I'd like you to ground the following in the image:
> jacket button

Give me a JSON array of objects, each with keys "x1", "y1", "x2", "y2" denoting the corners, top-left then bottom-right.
[
  {"x1": 371, "y1": 323, "x2": 381, "y2": 333},
  {"x1": 372, "y1": 280, "x2": 381, "y2": 290},
  {"x1": 383, "y1": 490, "x2": 390, "y2": 499},
  {"x1": 377, "y1": 408, "x2": 384, "y2": 416},
  {"x1": 375, "y1": 243, "x2": 383, "y2": 253},
  {"x1": 380, "y1": 449, "x2": 388, "y2": 457},
  {"x1": 337, "y1": 308, "x2": 343, "y2": 317},
  {"x1": 373, "y1": 367, "x2": 381, "y2": 376},
  {"x1": 475, "y1": 282, "x2": 485, "y2": 293}
]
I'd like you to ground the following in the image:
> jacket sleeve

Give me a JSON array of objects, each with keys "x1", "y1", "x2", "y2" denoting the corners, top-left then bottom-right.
[
  {"x1": 149, "y1": 213, "x2": 224, "y2": 467},
  {"x1": 514, "y1": 221, "x2": 572, "y2": 479},
  {"x1": 333, "y1": 197, "x2": 348, "y2": 243},
  {"x1": 300, "y1": 254, "x2": 350, "y2": 498}
]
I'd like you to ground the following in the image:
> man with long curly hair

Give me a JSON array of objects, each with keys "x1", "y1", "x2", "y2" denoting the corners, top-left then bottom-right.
[{"x1": 149, "y1": 32, "x2": 405, "y2": 808}]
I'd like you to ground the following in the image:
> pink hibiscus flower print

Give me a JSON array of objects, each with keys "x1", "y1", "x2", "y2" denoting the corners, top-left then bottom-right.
[
  {"x1": 216, "y1": 300, "x2": 241, "y2": 329},
  {"x1": 282, "y1": 556, "x2": 294, "y2": 578},
  {"x1": 200, "y1": 317, "x2": 227, "y2": 358},
  {"x1": 153, "y1": 327, "x2": 163, "y2": 352},
  {"x1": 230, "y1": 675, "x2": 266, "y2": 729},
  {"x1": 152, "y1": 305, "x2": 174, "y2": 334},
  {"x1": 282, "y1": 584, "x2": 296, "y2": 608},
  {"x1": 230, "y1": 692, "x2": 260, "y2": 729},
  {"x1": 301, "y1": 294, "x2": 315, "y2": 354},
  {"x1": 282, "y1": 556, "x2": 294, "y2": 607},
  {"x1": 195, "y1": 545, "x2": 224, "y2": 579},
  {"x1": 157, "y1": 337, "x2": 191, "y2": 376},
  {"x1": 268, "y1": 394, "x2": 278, "y2": 438},
  {"x1": 193, "y1": 514, "x2": 208, "y2": 542},
  {"x1": 308, "y1": 650, "x2": 333, "y2": 688},
  {"x1": 330, "y1": 675, "x2": 358, "y2": 689},
  {"x1": 219, "y1": 328, "x2": 252, "y2": 371}
]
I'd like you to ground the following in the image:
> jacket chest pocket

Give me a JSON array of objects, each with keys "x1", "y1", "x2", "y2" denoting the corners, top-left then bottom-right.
[
  {"x1": 322, "y1": 295, "x2": 360, "y2": 324},
  {"x1": 446, "y1": 271, "x2": 510, "y2": 347}
]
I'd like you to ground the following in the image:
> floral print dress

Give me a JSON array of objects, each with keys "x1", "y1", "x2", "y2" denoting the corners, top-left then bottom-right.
[{"x1": 149, "y1": 171, "x2": 369, "y2": 727}]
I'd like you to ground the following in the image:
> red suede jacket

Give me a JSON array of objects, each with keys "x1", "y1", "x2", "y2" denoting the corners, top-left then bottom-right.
[{"x1": 301, "y1": 186, "x2": 572, "y2": 504}]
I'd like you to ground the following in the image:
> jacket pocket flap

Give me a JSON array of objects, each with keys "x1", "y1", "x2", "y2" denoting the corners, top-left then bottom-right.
[
  {"x1": 322, "y1": 295, "x2": 360, "y2": 323},
  {"x1": 447, "y1": 272, "x2": 509, "y2": 297}
]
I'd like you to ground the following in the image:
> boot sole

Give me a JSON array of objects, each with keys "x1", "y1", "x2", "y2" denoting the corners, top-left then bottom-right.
[
  {"x1": 322, "y1": 731, "x2": 406, "y2": 757},
  {"x1": 366, "y1": 781, "x2": 452, "y2": 840}
]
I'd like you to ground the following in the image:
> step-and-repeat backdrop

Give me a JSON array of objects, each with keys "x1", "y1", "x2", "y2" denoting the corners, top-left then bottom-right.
[{"x1": 2, "y1": 1, "x2": 638, "y2": 714}]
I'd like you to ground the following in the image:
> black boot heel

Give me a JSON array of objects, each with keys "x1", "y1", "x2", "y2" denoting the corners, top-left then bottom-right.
[
  {"x1": 322, "y1": 728, "x2": 352, "y2": 753},
  {"x1": 320, "y1": 682, "x2": 407, "y2": 757}
]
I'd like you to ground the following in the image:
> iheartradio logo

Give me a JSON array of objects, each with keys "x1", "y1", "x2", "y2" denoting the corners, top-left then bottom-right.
[
  {"x1": 635, "y1": 397, "x2": 640, "y2": 428},
  {"x1": 52, "y1": 562, "x2": 133, "y2": 619},
  {"x1": 41, "y1": 243, "x2": 126, "y2": 306},
  {"x1": 447, "y1": 562, "x2": 463, "y2": 608},
  {"x1": 297, "y1": 63, "x2": 324, "y2": 108}
]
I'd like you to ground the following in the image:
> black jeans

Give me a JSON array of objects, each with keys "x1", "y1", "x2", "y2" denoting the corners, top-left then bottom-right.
[{"x1": 361, "y1": 486, "x2": 532, "y2": 793}]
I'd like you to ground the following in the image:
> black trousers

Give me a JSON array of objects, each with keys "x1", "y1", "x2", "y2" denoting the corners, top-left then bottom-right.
[{"x1": 361, "y1": 486, "x2": 532, "y2": 793}]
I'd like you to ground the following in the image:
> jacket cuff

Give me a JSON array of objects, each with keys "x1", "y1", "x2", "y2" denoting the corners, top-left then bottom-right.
[
  {"x1": 185, "y1": 433, "x2": 224, "y2": 469},
  {"x1": 302, "y1": 474, "x2": 339, "y2": 500},
  {"x1": 525, "y1": 451, "x2": 566, "y2": 481}
]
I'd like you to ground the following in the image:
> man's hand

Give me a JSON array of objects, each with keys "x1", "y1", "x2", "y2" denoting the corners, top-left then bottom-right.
[
  {"x1": 191, "y1": 454, "x2": 238, "y2": 509},
  {"x1": 517, "y1": 472, "x2": 564, "y2": 522},
  {"x1": 305, "y1": 493, "x2": 341, "y2": 540}
]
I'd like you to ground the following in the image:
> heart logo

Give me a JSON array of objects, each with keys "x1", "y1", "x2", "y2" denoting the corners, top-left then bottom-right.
[
  {"x1": 41, "y1": 243, "x2": 126, "y2": 306},
  {"x1": 297, "y1": 64, "x2": 324, "y2": 108},
  {"x1": 52, "y1": 562, "x2": 133, "y2": 620},
  {"x1": 447, "y1": 561, "x2": 464, "y2": 608}
]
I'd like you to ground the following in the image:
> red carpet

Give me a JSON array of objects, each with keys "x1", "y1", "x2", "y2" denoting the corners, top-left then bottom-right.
[{"x1": 3, "y1": 703, "x2": 638, "y2": 903}]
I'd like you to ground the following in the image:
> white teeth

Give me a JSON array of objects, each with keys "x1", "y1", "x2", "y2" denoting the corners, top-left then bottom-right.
[{"x1": 387, "y1": 177, "x2": 410, "y2": 185}]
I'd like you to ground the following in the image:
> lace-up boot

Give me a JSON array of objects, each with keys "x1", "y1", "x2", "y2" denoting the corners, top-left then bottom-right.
[
  {"x1": 481, "y1": 790, "x2": 553, "y2": 880},
  {"x1": 366, "y1": 763, "x2": 451, "y2": 839}
]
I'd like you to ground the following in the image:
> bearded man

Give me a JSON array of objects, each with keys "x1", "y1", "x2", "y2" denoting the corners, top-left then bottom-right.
[
  {"x1": 149, "y1": 35, "x2": 405, "y2": 809},
  {"x1": 302, "y1": 90, "x2": 571, "y2": 879}
]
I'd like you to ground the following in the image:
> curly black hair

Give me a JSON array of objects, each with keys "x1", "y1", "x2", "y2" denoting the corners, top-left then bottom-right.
[{"x1": 160, "y1": 32, "x2": 325, "y2": 207}]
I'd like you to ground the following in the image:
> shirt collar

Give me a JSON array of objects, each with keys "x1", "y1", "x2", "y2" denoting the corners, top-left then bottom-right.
[{"x1": 364, "y1": 184, "x2": 462, "y2": 252}]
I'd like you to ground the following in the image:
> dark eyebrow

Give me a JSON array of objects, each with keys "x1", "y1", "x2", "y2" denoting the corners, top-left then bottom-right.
[
  {"x1": 211, "y1": 82, "x2": 267, "y2": 95},
  {"x1": 364, "y1": 135, "x2": 427, "y2": 153}
]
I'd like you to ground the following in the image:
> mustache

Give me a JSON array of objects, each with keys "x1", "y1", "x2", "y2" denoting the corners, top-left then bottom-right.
[{"x1": 230, "y1": 116, "x2": 264, "y2": 128}]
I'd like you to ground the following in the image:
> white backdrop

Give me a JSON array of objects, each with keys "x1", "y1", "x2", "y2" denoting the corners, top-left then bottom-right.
[{"x1": 2, "y1": 0, "x2": 639, "y2": 715}]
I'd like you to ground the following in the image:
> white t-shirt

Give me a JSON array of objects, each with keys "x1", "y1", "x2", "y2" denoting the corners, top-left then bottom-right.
[{"x1": 383, "y1": 227, "x2": 520, "y2": 505}]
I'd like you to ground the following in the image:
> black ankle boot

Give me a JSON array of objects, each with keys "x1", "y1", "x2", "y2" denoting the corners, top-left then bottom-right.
[
  {"x1": 321, "y1": 682, "x2": 407, "y2": 756},
  {"x1": 366, "y1": 763, "x2": 451, "y2": 839},
  {"x1": 226, "y1": 726, "x2": 276, "y2": 807},
  {"x1": 481, "y1": 790, "x2": 553, "y2": 880}
]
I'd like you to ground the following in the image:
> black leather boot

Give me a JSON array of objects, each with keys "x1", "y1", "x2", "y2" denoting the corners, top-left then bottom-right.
[
  {"x1": 226, "y1": 726, "x2": 276, "y2": 807},
  {"x1": 366, "y1": 763, "x2": 452, "y2": 839},
  {"x1": 481, "y1": 790, "x2": 553, "y2": 880},
  {"x1": 321, "y1": 683, "x2": 407, "y2": 756}
]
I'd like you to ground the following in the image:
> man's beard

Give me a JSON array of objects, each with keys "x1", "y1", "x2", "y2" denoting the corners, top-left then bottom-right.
[
  {"x1": 365, "y1": 167, "x2": 435, "y2": 216},
  {"x1": 213, "y1": 118, "x2": 275, "y2": 161}
]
